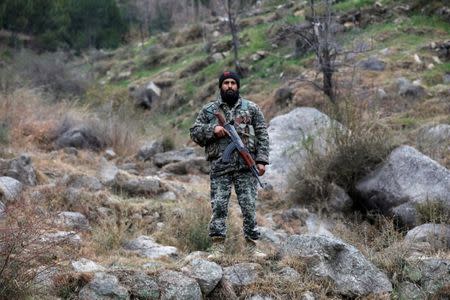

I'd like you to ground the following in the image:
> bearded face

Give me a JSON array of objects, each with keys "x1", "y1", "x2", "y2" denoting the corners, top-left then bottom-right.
[
  {"x1": 220, "y1": 78, "x2": 240, "y2": 106},
  {"x1": 220, "y1": 88, "x2": 240, "y2": 106}
]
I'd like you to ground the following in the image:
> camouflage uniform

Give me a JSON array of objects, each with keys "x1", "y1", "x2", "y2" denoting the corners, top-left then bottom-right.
[{"x1": 190, "y1": 95, "x2": 269, "y2": 240}]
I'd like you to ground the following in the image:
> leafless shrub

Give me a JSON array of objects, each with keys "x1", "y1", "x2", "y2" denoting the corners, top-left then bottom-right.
[
  {"x1": 14, "y1": 50, "x2": 92, "y2": 100},
  {"x1": 0, "y1": 197, "x2": 74, "y2": 299}
]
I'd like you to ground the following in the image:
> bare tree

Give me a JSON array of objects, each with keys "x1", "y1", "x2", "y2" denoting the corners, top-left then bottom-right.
[
  {"x1": 279, "y1": 0, "x2": 339, "y2": 102},
  {"x1": 217, "y1": 0, "x2": 243, "y2": 75},
  {"x1": 303, "y1": 0, "x2": 338, "y2": 102}
]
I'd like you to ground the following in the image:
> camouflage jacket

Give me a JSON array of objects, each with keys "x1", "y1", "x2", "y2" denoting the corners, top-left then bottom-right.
[{"x1": 190, "y1": 95, "x2": 269, "y2": 176}]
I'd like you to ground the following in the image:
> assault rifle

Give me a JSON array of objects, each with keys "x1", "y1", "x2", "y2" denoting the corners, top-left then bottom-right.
[{"x1": 215, "y1": 112, "x2": 264, "y2": 188}]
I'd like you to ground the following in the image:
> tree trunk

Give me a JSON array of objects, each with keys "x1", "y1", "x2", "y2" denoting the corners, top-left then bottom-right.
[{"x1": 226, "y1": 0, "x2": 242, "y2": 76}]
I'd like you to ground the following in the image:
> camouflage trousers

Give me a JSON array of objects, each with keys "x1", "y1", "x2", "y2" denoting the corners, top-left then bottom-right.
[{"x1": 209, "y1": 170, "x2": 260, "y2": 240}]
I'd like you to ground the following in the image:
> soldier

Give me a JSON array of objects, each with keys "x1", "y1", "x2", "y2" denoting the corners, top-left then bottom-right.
[{"x1": 190, "y1": 71, "x2": 269, "y2": 259}]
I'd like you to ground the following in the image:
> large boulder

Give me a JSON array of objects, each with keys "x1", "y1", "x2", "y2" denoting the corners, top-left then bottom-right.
[
  {"x1": 0, "y1": 155, "x2": 37, "y2": 185},
  {"x1": 138, "y1": 141, "x2": 165, "y2": 161},
  {"x1": 396, "y1": 77, "x2": 426, "y2": 98},
  {"x1": 130, "y1": 81, "x2": 161, "y2": 110},
  {"x1": 78, "y1": 272, "x2": 129, "y2": 300},
  {"x1": 181, "y1": 258, "x2": 223, "y2": 295},
  {"x1": 71, "y1": 258, "x2": 106, "y2": 272},
  {"x1": 223, "y1": 263, "x2": 262, "y2": 287},
  {"x1": 161, "y1": 157, "x2": 210, "y2": 175},
  {"x1": 404, "y1": 258, "x2": 450, "y2": 296},
  {"x1": 153, "y1": 147, "x2": 198, "y2": 167},
  {"x1": 0, "y1": 176, "x2": 23, "y2": 202},
  {"x1": 158, "y1": 270, "x2": 202, "y2": 300},
  {"x1": 55, "y1": 126, "x2": 106, "y2": 151},
  {"x1": 356, "y1": 146, "x2": 450, "y2": 223},
  {"x1": 63, "y1": 174, "x2": 103, "y2": 192},
  {"x1": 123, "y1": 235, "x2": 178, "y2": 259},
  {"x1": 265, "y1": 107, "x2": 340, "y2": 194},
  {"x1": 114, "y1": 270, "x2": 160, "y2": 300},
  {"x1": 278, "y1": 234, "x2": 392, "y2": 297},
  {"x1": 405, "y1": 223, "x2": 450, "y2": 250},
  {"x1": 56, "y1": 211, "x2": 90, "y2": 231},
  {"x1": 358, "y1": 57, "x2": 386, "y2": 71},
  {"x1": 113, "y1": 172, "x2": 166, "y2": 196},
  {"x1": 416, "y1": 124, "x2": 450, "y2": 161}
]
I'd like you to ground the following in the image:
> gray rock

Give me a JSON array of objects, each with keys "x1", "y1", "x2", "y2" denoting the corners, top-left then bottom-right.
[
  {"x1": 328, "y1": 183, "x2": 353, "y2": 213},
  {"x1": 416, "y1": 124, "x2": 450, "y2": 160},
  {"x1": 392, "y1": 202, "x2": 419, "y2": 228},
  {"x1": 55, "y1": 126, "x2": 106, "y2": 151},
  {"x1": 396, "y1": 77, "x2": 426, "y2": 98},
  {"x1": 64, "y1": 147, "x2": 79, "y2": 155},
  {"x1": 34, "y1": 266, "x2": 60, "y2": 291},
  {"x1": 279, "y1": 234, "x2": 392, "y2": 297},
  {"x1": 159, "y1": 191, "x2": 177, "y2": 201},
  {"x1": 98, "y1": 159, "x2": 119, "y2": 186},
  {"x1": 405, "y1": 223, "x2": 450, "y2": 250},
  {"x1": 113, "y1": 172, "x2": 166, "y2": 196},
  {"x1": 415, "y1": 258, "x2": 450, "y2": 295},
  {"x1": 79, "y1": 272, "x2": 129, "y2": 300},
  {"x1": 57, "y1": 211, "x2": 90, "y2": 231},
  {"x1": 71, "y1": 258, "x2": 106, "y2": 272},
  {"x1": 443, "y1": 73, "x2": 450, "y2": 84},
  {"x1": 259, "y1": 226, "x2": 287, "y2": 244},
  {"x1": 0, "y1": 176, "x2": 23, "y2": 202},
  {"x1": 278, "y1": 267, "x2": 301, "y2": 282},
  {"x1": 301, "y1": 292, "x2": 316, "y2": 300},
  {"x1": 273, "y1": 87, "x2": 293, "y2": 104},
  {"x1": 181, "y1": 258, "x2": 223, "y2": 295},
  {"x1": 40, "y1": 231, "x2": 81, "y2": 247},
  {"x1": 64, "y1": 174, "x2": 103, "y2": 191},
  {"x1": 161, "y1": 157, "x2": 210, "y2": 175},
  {"x1": 158, "y1": 270, "x2": 202, "y2": 300},
  {"x1": 153, "y1": 148, "x2": 198, "y2": 167},
  {"x1": 123, "y1": 235, "x2": 178, "y2": 259},
  {"x1": 138, "y1": 141, "x2": 164, "y2": 161},
  {"x1": 223, "y1": 263, "x2": 262, "y2": 287},
  {"x1": 356, "y1": 146, "x2": 450, "y2": 220},
  {"x1": 142, "y1": 261, "x2": 163, "y2": 270},
  {"x1": 266, "y1": 108, "x2": 341, "y2": 194},
  {"x1": 212, "y1": 52, "x2": 224, "y2": 62},
  {"x1": 358, "y1": 57, "x2": 386, "y2": 71},
  {"x1": 130, "y1": 81, "x2": 161, "y2": 110},
  {"x1": 0, "y1": 155, "x2": 37, "y2": 185},
  {"x1": 115, "y1": 271, "x2": 160, "y2": 300},
  {"x1": 104, "y1": 149, "x2": 117, "y2": 160},
  {"x1": 397, "y1": 282, "x2": 425, "y2": 300},
  {"x1": 248, "y1": 295, "x2": 273, "y2": 300}
]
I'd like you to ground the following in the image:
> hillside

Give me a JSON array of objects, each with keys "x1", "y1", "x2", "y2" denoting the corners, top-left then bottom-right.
[{"x1": 0, "y1": 0, "x2": 450, "y2": 299}]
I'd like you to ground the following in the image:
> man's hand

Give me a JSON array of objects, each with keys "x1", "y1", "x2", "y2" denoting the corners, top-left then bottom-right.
[
  {"x1": 256, "y1": 164, "x2": 265, "y2": 176},
  {"x1": 214, "y1": 125, "x2": 228, "y2": 138}
]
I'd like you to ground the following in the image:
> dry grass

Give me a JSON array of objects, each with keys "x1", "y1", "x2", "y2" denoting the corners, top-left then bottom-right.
[
  {"x1": 237, "y1": 258, "x2": 338, "y2": 299},
  {"x1": 289, "y1": 98, "x2": 394, "y2": 210},
  {"x1": 0, "y1": 197, "x2": 77, "y2": 299}
]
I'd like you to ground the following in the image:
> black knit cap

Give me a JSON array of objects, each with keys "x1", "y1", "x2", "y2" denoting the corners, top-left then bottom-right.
[{"x1": 219, "y1": 71, "x2": 240, "y2": 89}]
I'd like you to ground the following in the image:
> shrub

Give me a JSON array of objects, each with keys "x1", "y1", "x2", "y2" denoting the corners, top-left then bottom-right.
[
  {"x1": 416, "y1": 200, "x2": 450, "y2": 225},
  {"x1": 156, "y1": 198, "x2": 212, "y2": 252},
  {"x1": 14, "y1": 50, "x2": 91, "y2": 100},
  {"x1": 0, "y1": 198, "x2": 73, "y2": 299},
  {"x1": 289, "y1": 101, "x2": 394, "y2": 210}
]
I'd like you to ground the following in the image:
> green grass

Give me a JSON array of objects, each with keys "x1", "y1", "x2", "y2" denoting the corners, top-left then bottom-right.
[
  {"x1": 333, "y1": 0, "x2": 377, "y2": 12},
  {"x1": 423, "y1": 62, "x2": 450, "y2": 85}
]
